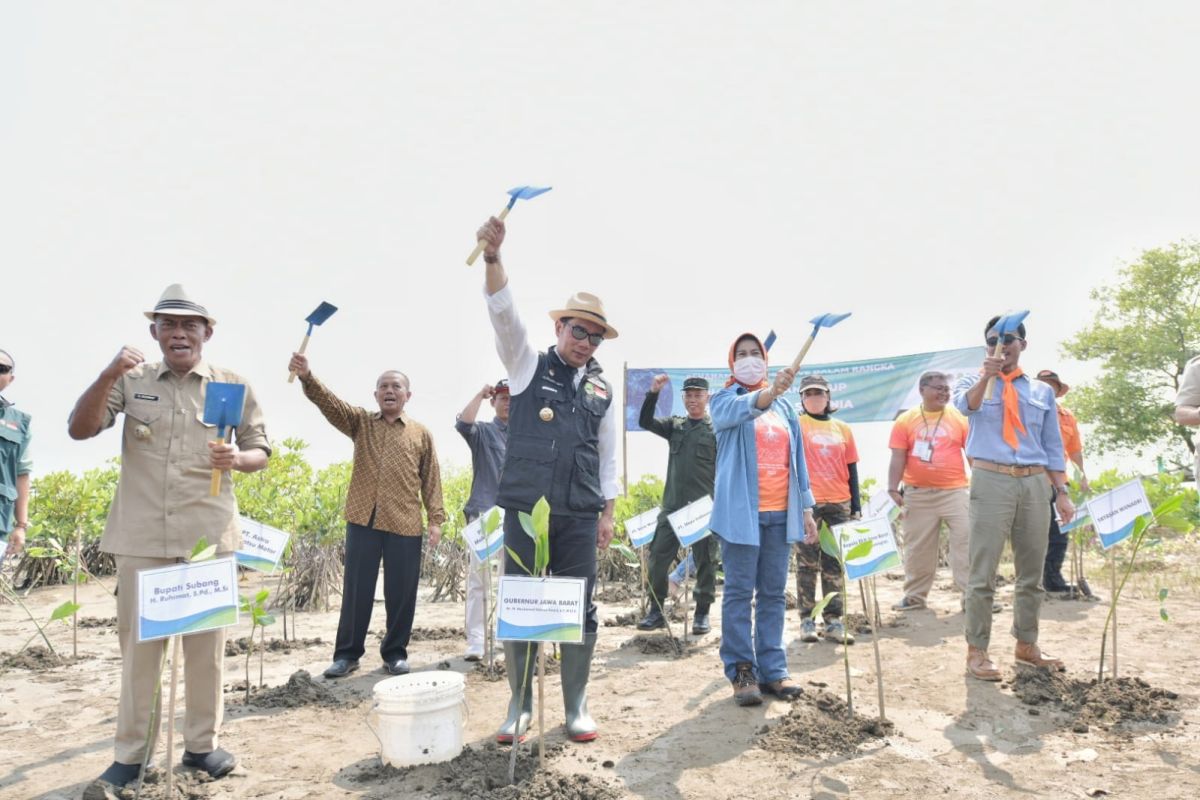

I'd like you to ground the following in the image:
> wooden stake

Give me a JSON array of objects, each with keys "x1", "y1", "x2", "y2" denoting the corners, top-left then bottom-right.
[
  {"x1": 73, "y1": 529, "x2": 80, "y2": 658},
  {"x1": 466, "y1": 206, "x2": 511, "y2": 266},
  {"x1": 536, "y1": 642, "x2": 546, "y2": 769},
  {"x1": 1110, "y1": 548, "x2": 1118, "y2": 678},
  {"x1": 860, "y1": 579, "x2": 887, "y2": 722},
  {"x1": 165, "y1": 636, "x2": 182, "y2": 798},
  {"x1": 682, "y1": 547, "x2": 691, "y2": 645}
]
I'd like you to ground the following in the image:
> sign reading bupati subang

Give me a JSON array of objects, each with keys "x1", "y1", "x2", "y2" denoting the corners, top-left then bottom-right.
[
  {"x1": 137, "y1": 557, "x2": 239, "y2": 642},
  {"x1": 626, "y1": 346, "x2": 985, "y2": 430}
]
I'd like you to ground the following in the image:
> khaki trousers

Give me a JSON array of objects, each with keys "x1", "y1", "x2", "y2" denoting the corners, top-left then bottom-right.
[
  {"x1": 115, "y1": 555, "x2": 226, "y2": 764},
  {"x1": 899, "y1": 487, "x2": 969, "y2": 601},
  {"x1": 964, "y1": 470, "x2": 1052, "y2": 651}
]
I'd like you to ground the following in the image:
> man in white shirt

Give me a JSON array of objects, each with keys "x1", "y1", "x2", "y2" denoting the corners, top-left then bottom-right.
[{"x1": 474, "y1": 215, "x2": 618, "y2": 746}]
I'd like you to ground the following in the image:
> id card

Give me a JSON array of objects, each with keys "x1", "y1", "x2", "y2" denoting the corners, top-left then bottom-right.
[{"x1": 913, "y1": 440, "x2": 934, "y2": 462}]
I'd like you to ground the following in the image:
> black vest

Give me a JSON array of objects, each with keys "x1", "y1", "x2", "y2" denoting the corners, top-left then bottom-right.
[{"x1": 497, "y1": 347, "x2": 612, "y2": 518}]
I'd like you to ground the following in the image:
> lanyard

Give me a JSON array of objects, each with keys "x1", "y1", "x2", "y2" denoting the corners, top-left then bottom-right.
[{"x1": 918, "y1": 406, "x2": 945, "y2": 443}]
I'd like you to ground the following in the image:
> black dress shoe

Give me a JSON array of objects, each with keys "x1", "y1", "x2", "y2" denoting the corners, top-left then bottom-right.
[
  {"x1": 692, "y1": 612, "x2": 711, "y2": 635},
  {"x1": 323, "y1": 658, "x2": 359, "y2": 679},
  {"x1": 386, "y1": 658, "x2": 410, "y2": 675},
  {"x1": 95, "y1": 761, "x2": 141, "y2": 788},
  {"x1": 182, "y1": 748, "x2": 237, "y2": 779},
  {"x1": 637, "y1": 608, "x2": 666, "y2": 630}
]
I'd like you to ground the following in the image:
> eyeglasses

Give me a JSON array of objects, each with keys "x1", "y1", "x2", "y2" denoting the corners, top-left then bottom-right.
[
  {"x1": 0, "y1": 364, "x2": 11, "y2": 375},
  {"x1": 923, "y1": 384, "x2": 951, "y2": 393},
  {"x1": 569, "y1": 324, "x2": 604, "y2": 347},
  {"x1": 985, "y1": 334, "x2": 1023, "y2": 347}
]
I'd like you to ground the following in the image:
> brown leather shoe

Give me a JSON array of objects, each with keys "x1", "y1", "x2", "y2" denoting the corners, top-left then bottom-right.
[
  {"x1": 1014, "y1": 641, "x2": 1065, "y2": 671},
  {"x1": 731, "y1": 662, "x2": 763, "y2": 706},
  {"x1": 967, "y1": 645, "x2": 1002, "y2": 681}
]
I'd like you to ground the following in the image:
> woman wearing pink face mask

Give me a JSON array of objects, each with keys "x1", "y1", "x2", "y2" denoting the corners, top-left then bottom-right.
[{"x1": 709, "y1": 333, "x2": 819, "y2": 707}]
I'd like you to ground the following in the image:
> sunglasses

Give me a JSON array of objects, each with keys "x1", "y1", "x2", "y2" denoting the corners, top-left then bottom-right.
[
  {"x1": 569, "y1": 324, "x2": 604, "y2": 347},
  {"x1": 0, "y1": 364, "x2": 11, "y2": 375},
  {"x1": 985, "y1": 334, "x2": 1023, "y2": 347}
]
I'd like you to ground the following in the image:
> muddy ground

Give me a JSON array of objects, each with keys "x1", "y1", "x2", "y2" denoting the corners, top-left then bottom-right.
[{"x1": 2, "y1": 561, "x2": 1199, "y2": 799}]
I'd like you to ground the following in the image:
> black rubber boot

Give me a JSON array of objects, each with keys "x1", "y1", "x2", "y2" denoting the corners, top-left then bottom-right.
[
  {"x1": 561, "y1": 633, "x2": 598, "y2": 742},
  {"x1": 496, "y1": 641, "x2": 534, "y2": 743}
]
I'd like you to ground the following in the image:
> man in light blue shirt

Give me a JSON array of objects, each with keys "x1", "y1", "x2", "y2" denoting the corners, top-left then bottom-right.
[{"x1": 953, "y1": 316, "x2": 1075, "y2": 681}]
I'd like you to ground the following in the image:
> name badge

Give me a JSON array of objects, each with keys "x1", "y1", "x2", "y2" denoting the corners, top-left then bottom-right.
[{"x1": 913, "y1": 440, "x2": 934, "y2": 462}]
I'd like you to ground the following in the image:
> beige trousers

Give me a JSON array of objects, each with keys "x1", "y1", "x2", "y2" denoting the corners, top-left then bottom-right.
[
  {"x1": 963, "y1": 470, "x2": 1052, "y2": 651},
  {"x1": 114, "y1": 555, "x2": 226, "y2": 764},
  {"x1": 899, "y1": 487, "x2": 969, "y2": 601}
]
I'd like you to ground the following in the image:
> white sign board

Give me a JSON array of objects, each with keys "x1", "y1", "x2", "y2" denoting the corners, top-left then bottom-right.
[
  {"x1": 235, "y1": 516, "x2": 291, "y2": 573},
  {"x1": 833, "y1": 516, "x2": 902, "y2": 581},
  {"x1": 865, "y1": 491, "x2": 900, "y2": 523},
  {"x1": 496, "y1": 575, "x2": 586, "y2": 643},
  {"x1": 625, "y1": 507, "x2": 660, "y2": 549},
  {"x1": 667, "y1": 495, "x2": 714, "y2": 548},
  {"x1": 462, "y1": 506, "x2": 506, "y2": 562},
  {"x1": 137, "y1": 557, "x2": 239, "y2": 642},
  {"x1": 1086, "y1": 478, "x2": 1152, "y2": 549}
]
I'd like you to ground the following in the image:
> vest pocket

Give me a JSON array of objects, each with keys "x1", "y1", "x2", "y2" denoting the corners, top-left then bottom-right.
[
  {"x1": 500, "y1": 436, "x2": 557, "y2": 508},
  {"x1": 568, "y1": 448, "x2": 604, "y2": 512}
]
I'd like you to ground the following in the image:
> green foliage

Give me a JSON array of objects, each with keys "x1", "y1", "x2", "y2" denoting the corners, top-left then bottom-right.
[
  {"x1": 1061, "y1": 240, "x2": 1200, "y2": 463},
  {"x1": 189, "y1": 537, "x2": 217, "y2": 563},
  {"x1": 516, "y1": 496, "x2": 552, "y2": 576},
  {"x1": 1159, "y1": 587, "x2": 1170, "y2": 622},
  {"x1": 239, "y1": 587, "x2": 276, "y2": 698},
  {"x1": 614, "y1": 475, "x2": 664, "y2": 541},
  {"x1": 49, "y1": 601, "x2": 81, "y2": 623},
  {"x1": 17, "y1": 463, "x2": 120, "y2": 586}
]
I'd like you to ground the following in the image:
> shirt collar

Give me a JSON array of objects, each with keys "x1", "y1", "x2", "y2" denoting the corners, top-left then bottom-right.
[
  {"x1": 0, "y1": 395, "x2": 11, "y2": 409},
  {"x1": 371, "y1": 410, "x2": 409, "y2": 425},
  {"x1": 155, "y1": 359, "x2": 214, "y2": 381}
]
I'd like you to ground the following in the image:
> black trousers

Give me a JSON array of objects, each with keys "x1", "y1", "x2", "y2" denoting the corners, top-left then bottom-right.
[
  {"x1": 333, "y1": 521, "x2": 423, "y2": 663},
  {"x1": 503, "y1": 510, "x2": 599, "y2": 634},
  {"x1": 646, "y1": 519, "x2": 718, "y2": 612},
  {"x1": 1044, "y1": 497, "x2": 1070, "y2": 590}
]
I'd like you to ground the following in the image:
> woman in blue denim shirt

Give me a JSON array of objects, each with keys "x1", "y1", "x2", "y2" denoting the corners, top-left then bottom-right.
[{"x1": 709, "y1": 333, "x2": 818, "y2": 706}]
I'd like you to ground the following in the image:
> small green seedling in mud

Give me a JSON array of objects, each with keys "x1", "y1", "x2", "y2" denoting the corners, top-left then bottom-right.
[
  {"x1": 813, "y1": 522, "x2": 873, "y2": 719},
  {"x1": 239, "y1": 588, "x2": 276, "y2": 702},
  {"x1": 505, "y1": 496, "x2": 552, "y2": 782}
]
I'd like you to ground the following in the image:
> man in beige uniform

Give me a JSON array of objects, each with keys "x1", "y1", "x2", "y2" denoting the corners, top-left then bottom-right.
[
  {"x1": 1174, "y1": 354, "x2": 1200, "y2": 480},
  {"x1": 69, "y1": 285, "x2": 270, "y2": 792}
]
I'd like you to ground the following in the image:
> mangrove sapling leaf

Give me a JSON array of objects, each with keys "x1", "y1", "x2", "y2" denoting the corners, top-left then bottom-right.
[
  {"x1": 845, "y1": 540, "x2": 873, "y2": 563},
  {"x1": 505, "y1": 546, "x2": 532, "y2": 576},
  {"x1": 50, "y1": 601, "x2": 81, "y2": 623},
  {"x1": 818, "y1": 523, "x2": 838, "y2": 559},
  {"x1": 811, "y1": 591, "x2": 837, "y2": 621},
  {"x1": 484, "y1": 508, "x2": 502, "y2": 535},
  {"x1": 1159, "y1": 587, "x2": 1170, "y2": 622}
]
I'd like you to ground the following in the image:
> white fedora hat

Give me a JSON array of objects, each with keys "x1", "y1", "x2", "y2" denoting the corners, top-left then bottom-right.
[{"x1": 144, "y1": 284, "x2": 217, "y2": 326}]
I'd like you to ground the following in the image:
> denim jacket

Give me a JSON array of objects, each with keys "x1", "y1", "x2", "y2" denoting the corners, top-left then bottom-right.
[{"x1": 709, "y1": 385, "x2": 815, "y2": 545}]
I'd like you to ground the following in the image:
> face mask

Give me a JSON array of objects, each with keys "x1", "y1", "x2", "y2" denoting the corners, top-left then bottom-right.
[{"x1": 733, "y1": 356, "x2": 766, "y2": 386}]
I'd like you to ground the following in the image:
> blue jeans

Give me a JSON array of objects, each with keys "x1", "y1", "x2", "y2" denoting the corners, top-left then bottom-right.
[{"x1": 717, "y1": 510, "x2": 791, "y2": 683}]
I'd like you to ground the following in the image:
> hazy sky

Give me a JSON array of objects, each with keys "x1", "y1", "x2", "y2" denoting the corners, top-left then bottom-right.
[{"x1": 3, "y1": 3, "x2": 1198, "y2": 490}]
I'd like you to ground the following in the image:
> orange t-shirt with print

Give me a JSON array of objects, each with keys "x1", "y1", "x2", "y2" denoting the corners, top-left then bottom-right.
[
  {"x1": 888, "y1": 404, "x2": 969, "y2": 489},
  {"x1": 755, "y1": 410, "x2": 790, "y2": 512},
  {"x1": 799, "y1": 414, "x2": 858, "y2": 504}
]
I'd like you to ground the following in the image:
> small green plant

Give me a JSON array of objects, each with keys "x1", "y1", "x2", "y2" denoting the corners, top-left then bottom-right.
[
  {"x1": 239, "y1": 588, "x2": 276, "y2": 703},
  {"x1": 1097, "y1": 492, "x2": 1186, "y2": 681},
  {"x1": 480, "y1": 508, "x2": 503, "y2": 668},
  {"x1": 24, "y1": 533, "x2": 107, "y2": 658},
  {"x1": 813, "y1": 522, "x2": 872, "y2": 718},
  {"x1": 0, "y1": 582, "x2": 79, "y2": 657},
  {"x1": 505, "y1": 496, "x2": 552, "y2": 782},
  {"x1": 1158, "y1": 587, "x2": 1170, "y2": 622}
]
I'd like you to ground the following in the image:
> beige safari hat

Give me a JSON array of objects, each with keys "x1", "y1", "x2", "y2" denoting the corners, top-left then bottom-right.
[
  {"x1": 144, "y1": 284, "x2": 217, "y2": 326},
  {"x1": 548, "y1": 291, "x2": 618, "y2": 340}
]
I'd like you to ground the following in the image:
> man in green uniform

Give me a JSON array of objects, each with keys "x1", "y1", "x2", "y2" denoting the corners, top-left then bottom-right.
[
  {"x1": 637, "y1": 374, "x2": 718, "y2": 635},
  {"x1": 0, "y1": 348, "x2": 32, "y2": 561}
]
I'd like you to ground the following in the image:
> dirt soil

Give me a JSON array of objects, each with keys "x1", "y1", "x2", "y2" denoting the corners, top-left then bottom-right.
[
  {"x1": 4, "y1": 567, "x2": 1200, "y2": 800},
  {"x1": 223, "y1": 636, "x2": 324, "y2": 657},
  {"x1": 758, "y1": 688, "x2": 895, "y2": 756},
  {"x1": 1012, "y1": 668, "x2": 1182, "y2": 732},
  {"x1": 1, "y1": 644, "x2": 84, "y2": 672}
]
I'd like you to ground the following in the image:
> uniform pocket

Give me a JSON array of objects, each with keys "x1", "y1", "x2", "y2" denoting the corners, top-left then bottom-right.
[
  {"x1": 568, "y1": 448, "x2": 604, "y2": 512},
  {"x1": 189, "y1": 412, "x2": 219, "y2": 455},
  {"x1": 123, "y1": 402, "x2": 165, "y2": 452},
  {"x1": 499, "y1": 436, "x2": 557, "y2": 508}
]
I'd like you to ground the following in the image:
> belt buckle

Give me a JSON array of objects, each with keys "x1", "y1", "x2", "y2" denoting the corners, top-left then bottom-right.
[{"x1": 1007, "y1": 464, "x2": 1019, "y2": 477}]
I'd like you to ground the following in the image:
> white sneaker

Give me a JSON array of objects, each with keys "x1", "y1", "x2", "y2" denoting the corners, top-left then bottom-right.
[{"x1": 464, "y1": 647, "x2": 484, "y2": 662}]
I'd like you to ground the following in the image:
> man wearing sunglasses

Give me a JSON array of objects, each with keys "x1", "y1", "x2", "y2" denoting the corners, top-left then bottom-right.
[
  {"x1": 0, "y1": 349, "x2": 32, "y2": 562},
  {"x1": 474, "y1": 216, "x2": 618, "y2": 745},
  {"x1": 953, "y1": 316, "x2": 1074, "y2": 681}
]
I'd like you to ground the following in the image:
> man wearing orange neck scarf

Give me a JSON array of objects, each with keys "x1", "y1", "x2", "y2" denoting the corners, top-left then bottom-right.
[{"x1": 952, "y1": 315, "x2": 1075, "y2": 681}]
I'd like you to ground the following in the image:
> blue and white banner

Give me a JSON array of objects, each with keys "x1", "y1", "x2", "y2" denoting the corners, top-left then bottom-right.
[
  {"x1": 463, "y1": 507, "x2": 506, "y2": 562},
  {"x1": 667, "y1": 495, "x2": 714, "y2": 548},
  {"x1": 626, "y1": 346, "x2": 985, "y2": 430},
  {"x1": 235, "y1": 517, "x2": 291, "y2": 573},
  {"x1": 624, "y1": 506, "x2": 660, "y2": 549},
  {"x1": 835, "y1": 516, "x2": 902, "y2": 581}
]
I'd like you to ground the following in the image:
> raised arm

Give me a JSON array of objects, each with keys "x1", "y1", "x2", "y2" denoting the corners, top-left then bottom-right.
[
  {"x1": 476, "y1": 217, "x2": 538, "y2": 393},
  {"x1": 638, "y1": 375, "x2": 674, "y2": 439},
  {"x1": 68, "y1": 346, "x2": 143, "y2": 440}
]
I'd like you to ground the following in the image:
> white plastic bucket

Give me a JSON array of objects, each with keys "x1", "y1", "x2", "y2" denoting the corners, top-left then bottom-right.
[{"x1": 367, "y1": 672, "x2": 467, "y2": 767}]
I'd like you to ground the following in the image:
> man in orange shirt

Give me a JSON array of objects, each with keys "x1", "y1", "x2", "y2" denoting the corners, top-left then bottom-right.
[
  {"x1": 887, "y1": 371, "x2": 971, "y2": 610},
  {"x1": 1035, "y1": 370, "x2": 1090, "y2": 593}
]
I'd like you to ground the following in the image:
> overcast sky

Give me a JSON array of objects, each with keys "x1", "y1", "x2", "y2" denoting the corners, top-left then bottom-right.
[{"x1": 3, "y1": 2, "x2": 1198, "y2": 490}]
